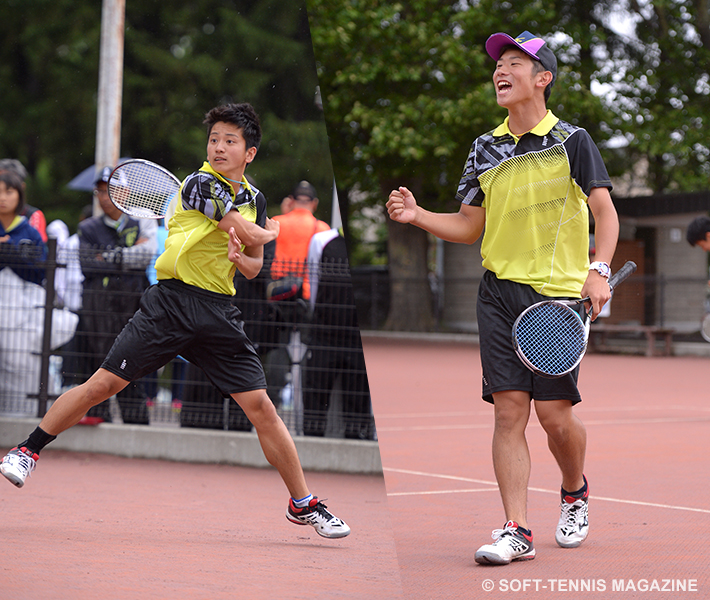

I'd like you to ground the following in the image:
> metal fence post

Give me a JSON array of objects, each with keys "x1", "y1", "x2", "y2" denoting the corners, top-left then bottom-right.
[{"x1": 37, "y1": 237, "x2": 58, "y2": 417}]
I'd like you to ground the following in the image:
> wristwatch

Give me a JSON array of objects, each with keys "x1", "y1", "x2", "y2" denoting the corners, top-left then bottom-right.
[{"x1": 589, "y1": 261, "x2": 611, "y2": 278}]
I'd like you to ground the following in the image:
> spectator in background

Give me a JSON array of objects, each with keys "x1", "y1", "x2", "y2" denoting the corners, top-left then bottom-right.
[
  {"x1": 686, "y1": 215, "x2": 710, "y2": 251},
  {"x1": 68, "y1": 166, "x2": 157, "y2": 424},
  {"x1": 47, "y1": 205, "x2": 92, "y2": 313},
  {"x1": 271, "y1": 180, "x2": 330, "y2": 301},
  {"x1": 0, "y1": 159, "x2": 47, "y2": 242},
  {"x1": 302, "y1": 229, "x2": 374, "y2": 440},
  {"x1": 280, "y1": 194, "x2": 295, "y2": 216},
  {"x1": 0, "y1": 169, "x2": 46, "y2": 284}
]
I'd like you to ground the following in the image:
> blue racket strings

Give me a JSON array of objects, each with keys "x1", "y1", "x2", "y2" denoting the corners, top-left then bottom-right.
[{"x1": 515, "y1": 303, "x2": 586, "y2": 376}]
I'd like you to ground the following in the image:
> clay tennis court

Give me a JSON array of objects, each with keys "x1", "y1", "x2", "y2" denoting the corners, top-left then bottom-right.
[
  {"x1": 0, "y1": 451, "x2": 404, "y2": 599},
  {"x1": 363, "y1": 335, "x2": 710, "y2": 599}
]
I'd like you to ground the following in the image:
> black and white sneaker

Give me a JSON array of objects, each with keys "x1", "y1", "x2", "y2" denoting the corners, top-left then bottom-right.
[
  {"x1": 556, "y1": 485, "x2": 589, "y2": 548},
  {"x1": 0, "y1": 447, "x2": 38, "y2": 488},
  {"x1": 286, "y1": 497, "x2": 351, "y2": 539},
  {"x1": 475, "y1": 521, "x2": 536, "y2": 565}
]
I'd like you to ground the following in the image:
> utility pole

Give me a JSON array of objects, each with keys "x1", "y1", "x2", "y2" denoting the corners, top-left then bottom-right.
[{"x1": 94, "y1": 0, "x2": 125, "y2": 214}]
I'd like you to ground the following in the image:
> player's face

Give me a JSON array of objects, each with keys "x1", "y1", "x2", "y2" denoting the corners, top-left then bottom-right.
[
  {"x1": 207, "y1": 122, "x2": 257, "y2": 182},
  {"x1": 0, "y1": 182, "x2": 20, "y2": 218},
  {"x1": 697, "y1": 233, "x2": 710, "y2": 252},
  {"x1": 493, "y1": 49, "x2": 541, "y2": 108}
]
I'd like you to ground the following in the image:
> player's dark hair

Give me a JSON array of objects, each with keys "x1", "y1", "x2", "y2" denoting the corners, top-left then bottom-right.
[
  {"x1": 204, "y1": 103, "x2": 262, "y2": 151},
  {"x1": 686, "y1": 215, "x2": 710, "y2": 246},
  {"x1": 0, "y1": 169, "x2": 25, "y2": 215}
]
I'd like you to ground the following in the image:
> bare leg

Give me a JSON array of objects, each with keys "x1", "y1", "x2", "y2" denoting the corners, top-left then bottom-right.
[
  {"x1": 40, "y1": 369, "x2": 130, "y2": 436},
  {"x1": 534, "y1": 399, "x2": 586, "y2": 492},
  {"x1": 232, "y1": 389, "x2": 309, "y2": 499},
  {"x1": 491, "y1": 390, "x2": 532, "y2": 529}
]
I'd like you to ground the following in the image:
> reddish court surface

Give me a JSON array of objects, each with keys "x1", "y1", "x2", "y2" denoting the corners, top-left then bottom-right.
[
  {"x1": 0, "y1": 451, "x2": 404, "y2": 600},
  {"x1": 362, "y1": 336, "x2": 710, "y2": 600}
]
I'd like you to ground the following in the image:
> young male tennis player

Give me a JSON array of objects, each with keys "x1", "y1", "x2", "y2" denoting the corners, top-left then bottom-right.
[
  {"x1": 1, "y1": 102, "x2": 350, "y2": 540},
  {"x1": 387, "y1": 32, "x2": 619, "y2": 563}
]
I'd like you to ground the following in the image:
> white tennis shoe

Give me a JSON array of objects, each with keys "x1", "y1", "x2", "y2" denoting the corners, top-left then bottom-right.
[
  {"x1": 475, "y1": 521, "x2": 536, "y2": 565},
  {"x1": 286, "y1": 497, "x2": 351, "y2": 538},
  {"x1": 0, "y1": 447, "x2": 38, "y2": 488},
  {"x1": 556, "y1": 492, "x2": 589, "y2": 548}
]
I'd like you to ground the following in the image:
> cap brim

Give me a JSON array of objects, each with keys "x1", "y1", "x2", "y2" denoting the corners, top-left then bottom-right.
[{"x1": 486, "y1": 32, "x2": 545, "y2": 62}]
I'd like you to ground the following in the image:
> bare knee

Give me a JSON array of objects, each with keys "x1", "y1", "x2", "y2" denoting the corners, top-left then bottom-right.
[
  {"x1": 79, "y1": 370, "x2": 129, "y2": 407},
  {"x1": 233, "y1": 390, "x2": 279, "y2": 429},
  {"x1": 535, "y1": 402, "x2": 582, "y2": 443},
  {"x1": 493, "y1": 392, "x2": 531, "y2": 435}
]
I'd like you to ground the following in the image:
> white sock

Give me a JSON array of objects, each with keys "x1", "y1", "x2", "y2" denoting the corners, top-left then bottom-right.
[{"x1": 292, "y1": 494, "x2": 313, "y2": 508}]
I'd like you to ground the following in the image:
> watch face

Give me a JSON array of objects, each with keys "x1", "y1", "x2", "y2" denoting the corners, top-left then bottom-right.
[{"x1": 591, "y1": 262, "x2": 610, "y2": 277}]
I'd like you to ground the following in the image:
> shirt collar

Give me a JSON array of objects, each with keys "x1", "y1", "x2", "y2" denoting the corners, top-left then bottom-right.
[
  {"x1": 493, "y1": 110, "x2": 559, "y2": 140},
  {"x1": 201, "y1": 161, "x2": 253, "y2": 198},
  {"x1": 1, "y1": 215, "x2": 25, "y2": 234}
]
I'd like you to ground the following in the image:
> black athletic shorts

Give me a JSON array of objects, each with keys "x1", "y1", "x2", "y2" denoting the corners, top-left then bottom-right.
[
  {"x1": 477, "y1": 270, "x2": 582, "y2": 405},
  {"x1": 101, "y1": 279, "x2": 267, "y2": 395}
]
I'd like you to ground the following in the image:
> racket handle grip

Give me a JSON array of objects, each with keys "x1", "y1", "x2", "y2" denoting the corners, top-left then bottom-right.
[{"x1": 609, "y1": 260, "x2": 637, "y2": 290}]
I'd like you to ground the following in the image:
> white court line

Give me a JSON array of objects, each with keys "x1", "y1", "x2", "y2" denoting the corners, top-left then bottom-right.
[
  {"x1": 389, "y1": 487, "x2": 499, "y2": 497},
  {"x1": 375, "y1": 404, "x2": 710, "y2": 420},
  {"x1": 377, "y1": 415, "x2": 710, "y2": 433},
  {"x1": 384, "y1": 467, "x2": 710, "y2": 514}
]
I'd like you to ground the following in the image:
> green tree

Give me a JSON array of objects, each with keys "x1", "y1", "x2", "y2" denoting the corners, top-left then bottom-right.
[
  {"x1": 0, "y1": 0, "x2": 334, "y2": 229},
  {"x1": 308, "y1": 0, "x2": 710, "y2": 330}
]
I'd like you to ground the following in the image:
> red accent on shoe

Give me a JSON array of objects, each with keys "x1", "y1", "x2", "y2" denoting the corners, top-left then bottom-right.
[{"x1": 18, "y1": 447, "x2": 39, "y2": 461}]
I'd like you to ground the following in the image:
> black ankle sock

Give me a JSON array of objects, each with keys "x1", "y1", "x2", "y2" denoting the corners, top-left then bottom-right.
[
  {"x1": 20, "y1": 427, "x2": 57, "y2": 455},
  {"x1": 562, "y1": 475, "x2": 588, "y2": 498},
  {"x1": 516, "y1": 525, "x2": 532, "y2": 536}
]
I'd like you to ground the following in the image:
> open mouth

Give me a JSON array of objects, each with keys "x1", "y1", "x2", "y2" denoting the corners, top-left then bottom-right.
[{"x1": 497, "y1": 80, "x2": 512, "y2": 93}]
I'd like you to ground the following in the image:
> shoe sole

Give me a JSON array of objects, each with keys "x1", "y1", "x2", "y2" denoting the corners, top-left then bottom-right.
[
  {"x1": 556, "y1": 532, "x2": 588, "y2": 548},
  {"x1": 0, "y1": 466, "x2": 25, "y2": 488},
  {"x1": 475, "y1": 549, "x2": 536, "y2": 565},
  {"x1": 286, "y1": 513, "x2": 351, "y2": 539}
]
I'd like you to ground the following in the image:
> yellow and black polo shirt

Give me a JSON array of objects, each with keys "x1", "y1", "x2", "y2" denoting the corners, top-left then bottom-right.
[
  {"x1": 155, "y1": 161, "x2": 266, "y2": 295},
  {"x1": 456, "y1": 111, "x2": 612, "y2": 297}
]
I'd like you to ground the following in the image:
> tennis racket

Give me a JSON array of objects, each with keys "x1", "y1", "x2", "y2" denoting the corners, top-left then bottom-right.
[
  {"x1": 107, "y1": 159, "x2": 181, "y2": 219},
  {"x1": 512, "y1": 260, "x2": 637, "y2": 378}
]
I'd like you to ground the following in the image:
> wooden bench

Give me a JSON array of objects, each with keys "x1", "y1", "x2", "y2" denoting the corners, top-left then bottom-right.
[{"x1": 589, "y1": 324, "x2": 675, "y2": 357}]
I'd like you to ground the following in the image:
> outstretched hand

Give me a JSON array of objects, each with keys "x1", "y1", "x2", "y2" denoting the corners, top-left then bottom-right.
[{"x1": 386, "y1": 186, "x2": 418, "y2": 224}]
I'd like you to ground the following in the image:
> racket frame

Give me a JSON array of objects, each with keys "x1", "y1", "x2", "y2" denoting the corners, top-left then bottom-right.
[
  {"x1": 512, "y1": 298, "x2": 590, "y2": 379},
  {"x1": 107, "y1": 158, "x2": 181, "y2": 220},
  {"x1": 512, "y1": 260, "x2": 638, "y2": 378}
]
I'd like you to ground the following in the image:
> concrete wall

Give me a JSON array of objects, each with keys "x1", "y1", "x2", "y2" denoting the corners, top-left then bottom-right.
[{"x1": 0, "y1": 418, "x2": 383, "y2": 475}]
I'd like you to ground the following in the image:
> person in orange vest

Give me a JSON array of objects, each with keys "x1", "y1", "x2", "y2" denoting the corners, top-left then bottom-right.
[{"x1": 271, "y1": 181, "x2": 330, "y2": 300}]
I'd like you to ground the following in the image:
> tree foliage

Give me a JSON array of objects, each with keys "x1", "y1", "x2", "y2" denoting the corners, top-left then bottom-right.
[
  {"x1": 308, "y1": 0, "x2": 710, "y2": 329},
  {"x1": 0, "y1": 0, "x2": 335, "y2": 229}
]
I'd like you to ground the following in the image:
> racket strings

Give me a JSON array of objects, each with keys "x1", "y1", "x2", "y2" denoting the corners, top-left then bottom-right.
[
  {"x1": 515, "y1": 303, "x2": 587, "y2": 376},
  {"x1": 109, "y1": 163, "x2": 179, "y2": 218}
]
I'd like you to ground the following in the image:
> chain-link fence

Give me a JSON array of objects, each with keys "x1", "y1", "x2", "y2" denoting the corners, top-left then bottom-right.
[{"x1": 0, "y1": 239, "x2": 375, "y2": 440}]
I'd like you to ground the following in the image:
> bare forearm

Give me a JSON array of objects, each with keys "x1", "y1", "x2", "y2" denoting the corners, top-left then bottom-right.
[
  {"x1": 411, "y1": 205, "x2": 484, "y2": 245},
  {"x1": 235, "y1": 253, "x2": 263, "y2": 279},
  {"x1": 588, "y1": 188, "x2": 619, "y2": 266},
  {"x1": 219, "y1": 213, "x2": 277, "y2": 247}
]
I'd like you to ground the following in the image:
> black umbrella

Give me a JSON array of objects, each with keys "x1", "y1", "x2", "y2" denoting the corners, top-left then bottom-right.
[{"x1": 66, "y1": 157, "x2": 132, "y2": 192}]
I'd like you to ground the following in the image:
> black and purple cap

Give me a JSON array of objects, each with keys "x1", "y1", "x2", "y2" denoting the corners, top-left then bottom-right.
[{"x1": 486, "y1": 30, "x2": 557, "y2": 91}]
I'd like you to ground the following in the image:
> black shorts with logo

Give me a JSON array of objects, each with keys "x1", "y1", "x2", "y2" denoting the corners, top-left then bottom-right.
[
  {"x1": 476, "y1": 270, "x2": 582, "y2": 405},
  {"x1": 101, "y1": 279, "x2": 266, "y2": 395}
]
